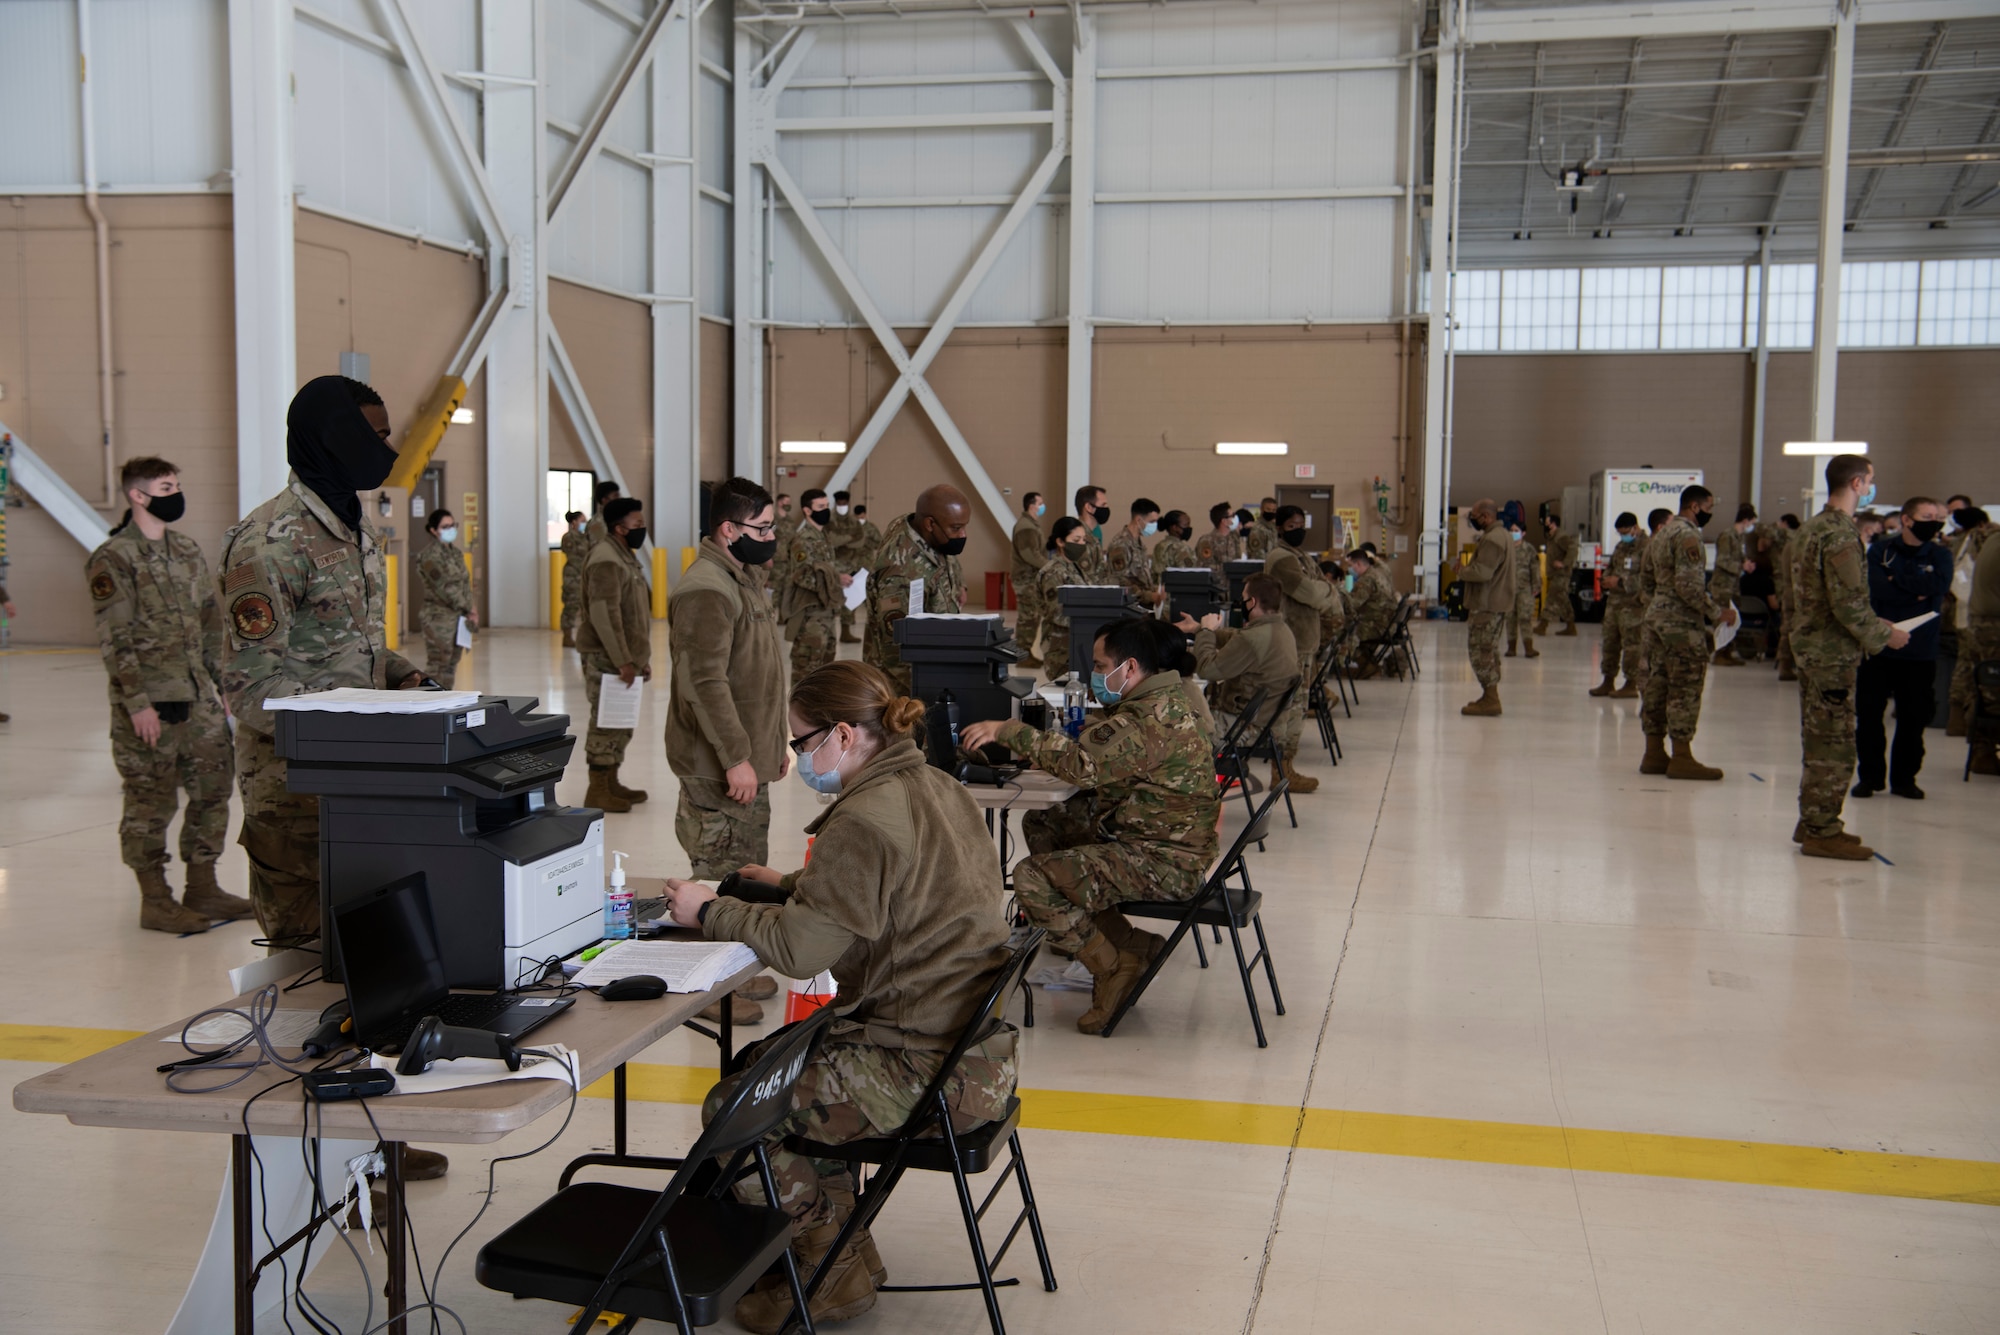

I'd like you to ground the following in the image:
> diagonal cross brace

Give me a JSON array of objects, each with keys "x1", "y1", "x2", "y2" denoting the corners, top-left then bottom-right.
[{"x1": 547, "y1": 0, "x2": 684, "y2": 234}]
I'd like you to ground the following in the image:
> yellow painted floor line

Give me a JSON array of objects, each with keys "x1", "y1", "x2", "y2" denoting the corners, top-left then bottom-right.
[{"x1": 9, "y1": 1028, "x2": 1996, "y2": 1207}]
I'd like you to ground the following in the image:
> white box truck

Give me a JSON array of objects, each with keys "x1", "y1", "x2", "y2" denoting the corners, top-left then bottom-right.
[{"x1": 1588, "y1": 470, "x2": 1704, "y2": 547}]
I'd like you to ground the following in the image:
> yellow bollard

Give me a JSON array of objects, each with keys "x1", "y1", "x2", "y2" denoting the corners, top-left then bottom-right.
[
  {"x1": 550, "y1": 550, "x2": 566, "y2": 630},
  {"x1": 384, "y1": 553, "x2": 400, "y2": 652},
  {"x1": 680, "y1": 546, "x2": 697, "y2": 574},
  {"x1": 652, "y1": 547, "x2": 669, "y2": 620}
]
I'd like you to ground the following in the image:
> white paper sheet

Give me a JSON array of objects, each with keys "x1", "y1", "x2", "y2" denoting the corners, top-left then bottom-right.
[
  {"x1": 1892, "y1": 611, "x2": 1939, "y2": 633},
  {"x1": 1713, "y1": 617, "x2": 1738, "y2": 651},
  {"x1": 569, "y1": 939, "x2": 759, "y2": 993},
  {"x1": 267, "y1": 688, "x2": 482, "y2": 714},
  {"x1": 165, "y1": 1009, "x2": 324, "y2": 1047},
  {"x1": 909, "y1": 576, "x2": 925, "y2": 618},
  {"x1": 844, "y1": 569, "x2": 869, "y2": 611},
  {"x1": 595, "y1": 674, "x2": 644, "y2": 729},
  {"x1": 455, "y1": 616, "x2": 473, "y2": 649},
  {"x1": 364, "y1": 1044, "x2": 580, "y2": 1096}
]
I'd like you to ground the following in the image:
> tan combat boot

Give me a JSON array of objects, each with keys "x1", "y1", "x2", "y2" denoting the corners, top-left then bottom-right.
[
  {"x1": 182, "y1": 863, "x2": 255, "y2": 921},
  {"x1": 1558, "y1": 623, "x2": 1578, "y2": 637},
  {"x1": 1532, "y1": 620, "x2": 1548, "y2": 638},
  {"x1": 820, "y1": 1183, "x2": 887, "y2": 1286},
  {"x1": 840, "y1": 627, "x2": 862, "y2": 644},
  {"x1": 1504, "y1": 643, "x2": 1518, "y2": 658},
  {"x1": 1460, "y1": 685, "x2": 1502, "y2": 716},
  {"x1": 1524, "y1": 642, "x2": 1541, "y2": 658},
  {"x1": 1639, "y1": 736, "x2": 1670, "y2": 775},
  {"x1": 1609, "y1": 679, "x2": 1641, "y2": 699},
  {"x1": 608, "y1": 768, "x2": 648, "y2": 804},
  {"x1": 1074, "y1": 932, "x2": 1148, "y2": 1034},
  {"x1": 1092, "y1": 910, "x2": 1165, "y2": 967},
  {"x1": 1777, "y1": 663, "x2": 1798, "y2": 682},
  {"x1": 1802, "y1": 835, "x2": 1874, "y2": 860},
  {"x1": 1280, "y1": 756, "x2": 1320, "y2": 795},
  {"x1": 1665, "y1": 737, "x2": 1723, "y2": 781},
  {"x1": 1947, "y1": 703, "x2": 1968, "y2": 738},
  {"x1": 1792, "y1": 820, "x2": 1861, "y2": 846},
  {"x1": 583, "y1": 767, "x2": 631, "y2": 814},
  {"x1": 137, "y1": 869, "x2": 212, "y2": 935},
  {"x1": 1712, "y1": 648, "x2": 1743, "y2": 666},
  {"x1": 1588, "y1": 674, "x2": 1616, "y2": 697},
  {"x1": 733, "y1": 1215, "x2": 880, "y2": 1333},
  {"x1": 560, "y1": 629, "x2": 575, "y2": 648},
  {"x1": 1969, "y1": 741, "x2": 2000, "y2": 775}
]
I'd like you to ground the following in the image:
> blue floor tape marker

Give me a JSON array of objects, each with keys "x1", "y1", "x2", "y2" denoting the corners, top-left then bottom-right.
[
  {"x1": 1749, "y1": 773, "x2": 1765, "y2": 782},
  {"x1": 1875, "y1": 852, "x2": 1895, "y2": 866}
]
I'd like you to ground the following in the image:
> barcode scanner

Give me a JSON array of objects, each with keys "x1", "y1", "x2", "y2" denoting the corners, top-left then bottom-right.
[{"x1": 395, "y1": 1015, "x2": 522, "y2": 1074}]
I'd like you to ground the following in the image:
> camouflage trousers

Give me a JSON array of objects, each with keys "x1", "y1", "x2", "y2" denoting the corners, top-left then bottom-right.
[
  {"x1": 1016, "y1": 796, "x2": 1209, "y2": 955},
  {"x1": 421, "y1": 612, "x2": 464, "y2": 689},
  {"x1": 703, "y1": 1031, "x2": 1017, "y2": 1228},
  {"x1": 1602, "y1": 603, "x2": 1647, "y2": 686},
  {"x1": 1014, "y1": 574, "x2": 1046, "y2": 654},
  {"x1": 1950, "y1": 619, "x2": 2000, "y2": 717},
  {"x1": 1710, "y1": 574, "x2": 1740, "y2": 642},
  {"x1": 236, "y1": 727, "x2": 322, "y2": 947},
  {"x1": 864, "y1": 638, "x2": 914, "y2": 697},
  {"x1": 1507, "y1": 582, "x2": 1537, "y2": 652},
  {"x1": 675, "y1": 775, "x2": 771, "y2": 879},
  {"x1": 1776, "y1": 613, "x2": 1797, "y2": 674},
  {"x1": 1278, "y1": 651, "x2": 1310, "y2": 759},
  {"x1": 1640, "y1": 623, "x2": 1712, "y2": 740},
  {"x1": 1042, "y1": 619, "x2": 1071, "y2": 682},
  {"x1": 1543, "y1": 578, "x2": 1576, "y2": 630},
  {"x1": 1466, "y1": 611, "x2": 1504, "y2": 687},
  {"x1": 111, "y1": 694, "x2": 233, "y2": 872},
  {"x1": 561, "y1": 575, "x2": 583, "y2": 641},
  {"x1": 789, "y1": 608, "x2": 838, "y2": 680},
  {"x1": 581, "y1": 653, "x2": 634, "y2": 769},
  {"x1": 1797, "y1": 660, "x2": 1860, "y2": 839}
]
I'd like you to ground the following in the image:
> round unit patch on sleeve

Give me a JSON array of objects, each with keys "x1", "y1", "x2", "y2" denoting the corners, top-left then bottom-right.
[
  {"x1": 230, "y1": 591, "x2": 279, "y2": 641},
  {"x1": 90, "y1": 571, "x2": 117, "y2": 602},
  {"x1": 1090, "y1": 722, "x2": 1119, "y2": 744}
]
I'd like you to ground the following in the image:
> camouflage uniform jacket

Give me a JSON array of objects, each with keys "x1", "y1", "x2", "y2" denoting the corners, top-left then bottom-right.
[
  {"x1": 1347, "y1": 566, "x2": 1398, "y2": 643},
  {"x1": 1106, "y1": 528, "x2": 1156, "y2": 600},
  {"x1": 219, "y1": 474, "x2": 418, "y2": 735},
  {"x1": 1264, "y1": 543, "x2": 1332, "y2": 657},
  {"x1": 994, "y1": 669, "x2": 1220, "y2": 871},
  {"x1": 1643, "y1": 516, "x2": 1720, "y2": 629},
  {"x1": 782, "y1": 516, "x2": 843, "y2": 625},
  {"x1": 1512, "y1": 537, "x2": 1539, "y2": 605},
  {"x1": 1713, "y1": 526, "x2": 1746, "y2": 580},
  {"x1": 560, "y1": 526, "x2": 590, "y2": 594},
  {"x1": 585, "y1": 512, "x2": 609, "y2": 550},
  {"x1": 863, "y1": 515, "x2": 965, "y2": 670},
  {"x1": 1788, "y1": 506, "x2": 1890, "y2": 671},
  {"x1": 1010, "y1": 515, "x2": 1048, "y2": 585},
  {"x1": 414, "y1": 541, "x2": 474, "y2": 624},
  {"x1": 1037, "y1": 547, "x2": 1087, "y2": 627},
  {"x1": 1545, "y1": 530, "x2": 1580, "y2": 581},
  {"x1": 827, "y1": 511, "x2": 868, "y2": 573},
  {"x1": 1071, "y1": 523, "x2": 1109, "y2": 582},
  {"x1": 702, "y1": 737, "x2": 1008, "y2": 1053},
  {"x1": 88, "y1": 523, "x2": 225, "y2": 712},
  {"x1": 851, "y1": 518, "x2": 885, "y2": 567},
  {"x1": 1195, "y1": 528, "x2": 1246, "y2": 576},
  {"x1": 1152, "y1": 535, "x2": 1200, "y2": 582},
  {"x1": 1605, "y1": 536, "x2": 1647, "y2": 609},
  {"x1": 1245, "y1": 518, "x2": 1279, "y2": 560}
]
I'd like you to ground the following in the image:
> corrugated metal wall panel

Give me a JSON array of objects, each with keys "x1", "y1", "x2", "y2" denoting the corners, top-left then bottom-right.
[
  {"x1": 547, "y1": 137, "x2": 651, "y2": 292},
  {"x1": 91, "y1": 0, "x2": 229, "y2": 185},
  {"x1": 700, "y1": 193, "x2": 730, "y2": 318},
  {"x1": 0, "y1": 0, "x2": 83, "y2": 186}
]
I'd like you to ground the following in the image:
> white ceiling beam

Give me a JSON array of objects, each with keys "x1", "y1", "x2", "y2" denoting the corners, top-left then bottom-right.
[
  {"x1": 547, "y1": 320, "x2": 626, "y2": 491},
  {"x1": 1853, "y1": 23, "x2": 1949, "y2": 224},
  {"x1": 1098, "y1": 57, "x2": 1404, "y2": 79},
  {"x1": 774, "y1": 110, "x2": 1056, "y2": 133},
  {"x1": 546, "y1": 0, "x2": 681, "y2": 233},
  {"x1": 2, "y1": 426, "x2": 113, "y2": 551},
  {"x1": 1809, "y1": 8, "x2": 1856, "y2": 444},
  {"x1": 1466, "y1": 0, "x2": 1992, "y2": 44}
]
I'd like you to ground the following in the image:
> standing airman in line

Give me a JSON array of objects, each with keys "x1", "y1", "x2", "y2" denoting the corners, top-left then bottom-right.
[
  {"x1": 826, "y1": 490, "x2": 867, "y2": 645},
  {"x1": 415, "y1": 508, "x2": 475, "y2": 689},
  {"x1": 781, "y1": 489, "x2": 850, "y2": 679},
  {"x1": 1457, "y1": 499, "x2": 1516, "y2": 716},
  {"x1": 1010, "y1": 492, "x2": 1049, "y2": 668},
  {"x1": 1590, "y1": 512, "x2": 1649, "y2": 698},
  {"x1": 1536, "y1": 513, "x2": 1580, "y2": 637},
  {"x1": 1504, "y1": 516, "x2": 1540, "y2": 659},
  {"x1": 559, "y1": 510, "x2": 588, "y2": 648},
  {"x1": 1710, "y1": 504, "x2": 1755, "y2": 666},
  {"x1": 1637, "y1": 487, "x2": 1735, "y2": 780},
  {"x1": 577, "y1": 497, "x2": 653, "y2": 813}
]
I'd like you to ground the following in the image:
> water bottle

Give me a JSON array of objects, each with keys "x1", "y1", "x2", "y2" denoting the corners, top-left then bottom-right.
[
  {"x1": 1062, "y1": 675, "x2": 1086, "y2": 739},
  {"x1": 604, "y1": 850, "x2": 633, "y2": 940}
]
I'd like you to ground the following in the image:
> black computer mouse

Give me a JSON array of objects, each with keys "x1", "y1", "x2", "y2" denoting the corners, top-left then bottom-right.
[{"x1": 598, "y1": 974, "x2": 668, "y2": 1002}]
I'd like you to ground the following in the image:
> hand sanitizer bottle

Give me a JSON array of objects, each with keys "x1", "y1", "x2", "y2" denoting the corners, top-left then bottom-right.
[{"x1": 604, "y1": 850, "x2": 633, "y2": 940}]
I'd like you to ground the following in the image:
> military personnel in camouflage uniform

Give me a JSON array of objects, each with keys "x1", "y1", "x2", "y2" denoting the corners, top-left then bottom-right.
[
  {"x1": 1151, "y1": 510, "x2": 1200, "y2": 583},
  {"x1": 1456, "y1": 500, "x2": 1516, "y2": 715},
  {"x1": 558, "y1": 510, "x2": 588, "y2": 647},
  {"x1": 1638, "y1": 488, "x2": 1734, "y2": 779},
  {"x1": 1264, "y1": 507, "x2": 1332, "y2": 788},
  {"x1": 1537, "y1": 514, "x2": 1580, "y2": 636},
  {"x1": 1504, "y1": 524, "x2": 1540, "y2": 658},
  {"x1": 1771, "y1": 515, "x2": 1803, "y2": 678},
  {"x1": 1343, "y1": 549, "x2": 1398, "y2": 674},
  {"x1": 1184, "y1": 573, "x2": 1298, "y2": 742},
  {"x1": 1069, "y1": 485, "x2": 1110, "y2": 581},
  {"x1": 1010, "y1": 494, "x2": 1049, "y2": 666},
  {"x1": 1709, "y1": 504, "x2": 1754, "y2": 666},
  {"x1": 862, "y1": 486, "x2": 969, "y2": 695},
  {"x1": 1789, "y1": 456, "x2": 1908, "y2": 859},
  {"x1": 826, "y1": 491, "x2": 867, "y2": 644},
  {"x1": 1037, "y1": 519, "x2": 1090, "y2": 681},
  {"x1": 414, "y1": 509, "x2": 476, "y2": 689},
  {"x1": 1245, "y1": 499, "x2": 1280, "y2": 559},
  {"x1": 576, "y1": 498, "x2": 654, "y2": 813},
  {"x1": 1196, "y1": 502, "x2": 1247, "y2": 577},
  {"x1": 1106, "y1": 499, "x2": 1167, "y2": 608},
  {"x1": 781, "y1": 490, "x2": 848, "y2": 678},
  {"x1": 769, "y1": 497, "x2": 803, "y2": 641},
  {"x1": 962, "y1": 617, "x2": 1221, "y2": 1035},
  {"x1": 89, "y1": 458, "x2": 252, "y2": 933},
  {"x1": 583, "y1": 479, "x2": 621, "y2": 550},
  {"x1": 220, "y1": 377, "x2": 423, "y2": 945},
  {"x1": 1964, "y1": 527, "x2": 2000, "y2": 774},
  {"x1": 1590, "y1": 514, "x2": 1648, "y2": 696},
  {"x1": 1948, "y1": 514, "x2": 2000, "y2": 734}
]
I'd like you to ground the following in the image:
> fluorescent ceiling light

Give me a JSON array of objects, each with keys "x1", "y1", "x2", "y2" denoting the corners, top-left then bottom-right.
[
  {"x1": 780, "y1": 440, "x2": 847, "y2": 454},
  {"x1": 450, "y1": 407, "x2": 476, "y2": 425},
  {"x1": 1216, "y1": 442, "x2": 1289, "y2": 456},
  {"x1": 1782, "y1": 441, "x2": 1867, "y2": 455}
]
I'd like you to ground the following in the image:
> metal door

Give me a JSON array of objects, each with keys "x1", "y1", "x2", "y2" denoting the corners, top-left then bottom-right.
[{"x1": 1275, "y1": 485, "x2": 1335, "y2": 551}]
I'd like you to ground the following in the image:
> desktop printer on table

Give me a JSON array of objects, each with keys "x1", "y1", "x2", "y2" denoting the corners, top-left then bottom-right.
[{"x1": 277, "y1": 695, "x2": 604, "y2": 989}]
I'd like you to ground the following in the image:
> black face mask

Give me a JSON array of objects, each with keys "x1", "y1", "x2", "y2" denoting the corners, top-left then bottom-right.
[
  {"x1": 808, "y1": 508, "x2": 829, "y2": 526},
  {"x1": 1693, "y1": 510, "x2": 1713, "y2": 529},
  {"x1": 1174, "y1": 527, "x2": 1193, "y2": 543},
  {"x1": 286, "y1": 375, "x2": 400, "y2": 533},
  {"x1": 1261, "y1": 511, "x2": 1276, "y2": 524},
  {"x1": 1062, "y1": 541, "x2": 1086, "y2": 562},
  {"x1": 1280, "y1": 528, "x2": 1307, "y2": 548},
  {"x1": 730, "y1": 533, "x2": 777, "y2": 566},
  {"x1": 1950, "y1": 508, "x2": 1970, "y2": 528},
  {"x1": 1093, "y1": 506, "x2": 1111, "y2": 525},
  {"x1": 1908, "y1": 519, "x2": 1945, "y2": 542},
  {"x1": 623, "y1": 526, "x2": 648, "y2": 550},
  {"x1": 142, "y1": 491, "x2": 186, "y2": 524},
  {"x1": 937, "y1": 535, "x2": 968, "y2": 557}
]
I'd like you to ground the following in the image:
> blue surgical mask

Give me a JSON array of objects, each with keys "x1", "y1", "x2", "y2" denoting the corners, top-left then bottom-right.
[
  {"x1": 1858, "y1": 484, "x2": 1877, "y2": 508},
  {"x1": 1343, "y1": 574, "x2": 1356, "y2": 592},
  {"x1": 437, "y1": 526, "x2": 458, "y2": 544},
  {"x1": 1620, "y1": 532, "x2": 1636, "y2": 544},
  {"x1": 1510, "y1": 529, "x2": 1523, "y2": 543},
  {"x1": 1143, "y1": 521, "x2": 1158, "y2": 536},
  {"x1": 1090, "y1": 661, "x2": 1130, "y2": 706},
  {"x1": 796, "y1": 730, "x2": 846, "y2": 795}
]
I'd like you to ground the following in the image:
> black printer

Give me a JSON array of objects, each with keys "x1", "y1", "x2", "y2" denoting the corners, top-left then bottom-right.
[
  {"x1": 895, "y1": 613, "x2": 1036, "y2": 732},
  {"x1": 1056, "y1": 586, "x2": 1145, "y2": 676},
  {"x1": 276, "y1": 695, "x2": 605, "y2": 989}
]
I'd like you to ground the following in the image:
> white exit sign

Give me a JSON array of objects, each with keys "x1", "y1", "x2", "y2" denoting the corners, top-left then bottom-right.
[{"x1": 1294, "y1": 464, "x2": 1316, "y2": 479}]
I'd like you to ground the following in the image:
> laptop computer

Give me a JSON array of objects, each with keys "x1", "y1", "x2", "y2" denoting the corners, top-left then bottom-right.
[{"x1": 332, "y1": 873, "x2": 572, "y2": 1054}]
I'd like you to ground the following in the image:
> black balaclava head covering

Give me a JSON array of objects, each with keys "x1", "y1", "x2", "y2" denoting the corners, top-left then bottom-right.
[{"x1": 287, "y1": 376, "x2": 399, "y2": 534}]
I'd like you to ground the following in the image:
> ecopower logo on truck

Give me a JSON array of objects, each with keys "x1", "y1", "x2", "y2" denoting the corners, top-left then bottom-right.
[{"x1": 1618, "y1": 479, "x2": 1695, "y2": 497}]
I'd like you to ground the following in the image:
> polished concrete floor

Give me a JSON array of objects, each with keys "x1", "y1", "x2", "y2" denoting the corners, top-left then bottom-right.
[{"x1": 2, "y1": 619, "x2": 1996, "y2": 1333}]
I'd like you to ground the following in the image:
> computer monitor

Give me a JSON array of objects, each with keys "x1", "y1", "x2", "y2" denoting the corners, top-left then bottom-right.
[{"x1": 332, "y1": 874, "x2": 450, "y2": 1045}]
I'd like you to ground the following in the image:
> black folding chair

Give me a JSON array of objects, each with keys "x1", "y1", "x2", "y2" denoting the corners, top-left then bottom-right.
[
  {"x1": 1231, "y1": 679, "x2": 1301, "y2": 830},
  {"x1": 1390, "y1": 596, "x2": 1422, "y2": 677},
  {"x1": 475, "y1": 1005, "x2": 840, "y2": 1335},
  {"x1": 1353, "y1": 597, "x2": 1411, "y2": 680},
  {"x1": 1306, "y1": 639, "x2": 1344, "y2": 763},
  {"x1": 1100, "y1": 781, "x2": 1288, "y2": 1047},
  {"x1": 785, "y1": 933, "x2": 1056, "y2": 1335},
  {"x1": 1736, "y1": 595, "x2": 1771, "y2": 658},
  {"x1": 1965, "y1": 660, "x2": 2000, "y2": 781}
]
